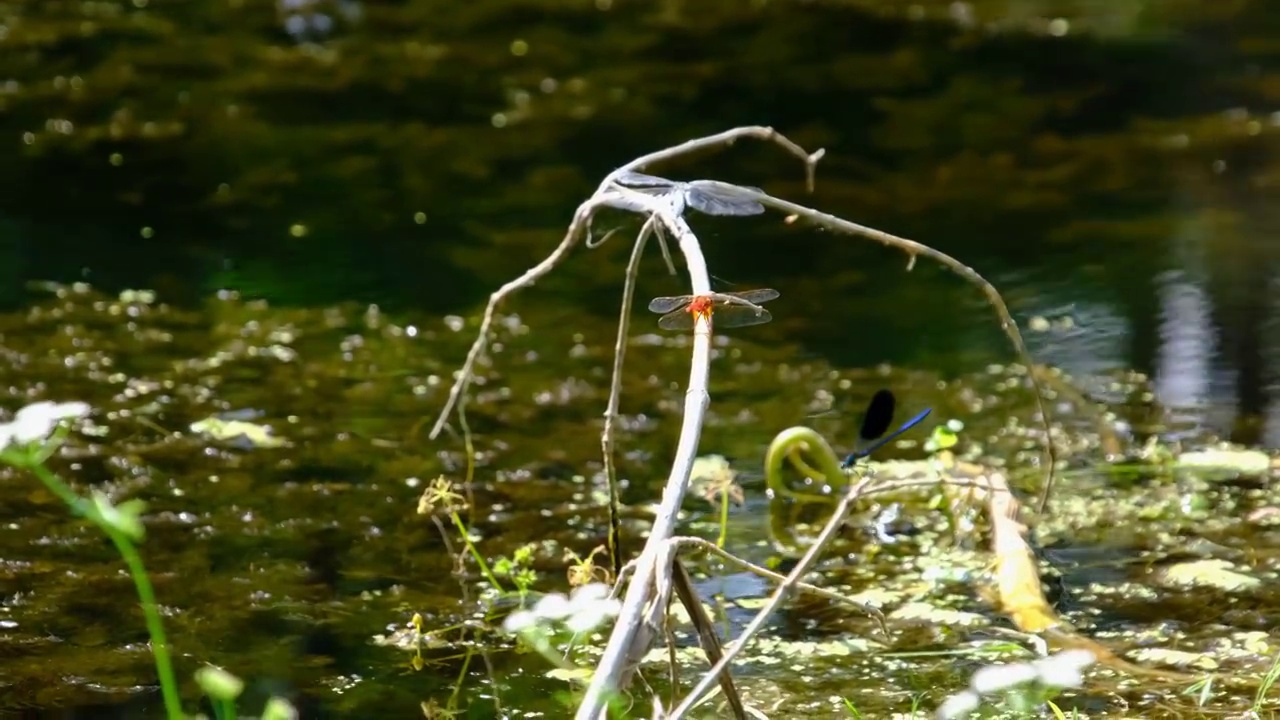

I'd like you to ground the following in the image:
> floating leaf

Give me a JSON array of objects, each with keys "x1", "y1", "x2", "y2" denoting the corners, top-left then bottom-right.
[
  {"x1": 1159, "y1": 559, "x2": 1260, "y2": 592},
  {"x1": 1177, "y1": 449, "x2": 1271, "y2": 476},
  {"x1": 1128, "y1": 647, "x2": 1219, "y2": 671},
  {"x1": 546, "y1": 667, "x2": 594, "y2": 683},
  {"x1": 190, "y1": 417, "x2": 287, "y2": 448}
]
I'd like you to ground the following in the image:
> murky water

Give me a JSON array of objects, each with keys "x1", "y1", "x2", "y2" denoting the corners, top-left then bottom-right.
[{"x1": 3, "y1": 1, "x2": 1280, "y2": 717}]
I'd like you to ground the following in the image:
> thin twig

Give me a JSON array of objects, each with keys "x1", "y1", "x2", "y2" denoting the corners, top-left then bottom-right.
[
  {"x1": 427, "y1": 202, "x2": 594, "y2": 439},
  {"x1": 601, "y1": 217, "x2": 659, "y2": 576},
  {"x1": 458, "y1": 392, "x2": 478, "y2": 530},
  {"x1": 668, "y1": 535, "x2": 888, "y2": 635},
  {"x1": 669, "y1": 557, "x2": 748, "y2": 719},
  {"x1": 662, "y1": 435, "x2": 994, "y2": 717},
  {"x1": 596, "y1": 126, "x2": 823, "y2": 197}
]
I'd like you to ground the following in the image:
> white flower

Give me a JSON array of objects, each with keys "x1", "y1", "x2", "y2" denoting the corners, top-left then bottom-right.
[
  {"x1": 502, "y1": 609, "x2": 538, "y2": 634},
  {"x1": 936, "y1": 690, "x2": 980, "y2": 719},
  {"x1": 533, "y1": 592, "x2": 572, "y2": 621},
  {"x1": 564, "y1": 601, "x2": 619, "y2": 634},
  {"x1": 1033, "y1": 648, "x2": 1095, "y2": 689},
  {"x1": 970, "y1": 662, "x2": 1039, "y2": 694},
  {"x1": 505, "y1": 583, "x2": 621, "y2": 637},
  {"x1": 0, "y1": 401, "x2": 90, "y2": 452},
  {"x1": 569, "y1": 582, "x2": 611, "y2": 605},
  {"x1": 564, "y1": 583, "x2": 620, "y2": 634}
]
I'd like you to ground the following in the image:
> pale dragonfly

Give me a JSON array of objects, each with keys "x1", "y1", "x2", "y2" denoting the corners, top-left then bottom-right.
[{"x1": 613, "y1": 172, "x2": 766, "y2": 217}]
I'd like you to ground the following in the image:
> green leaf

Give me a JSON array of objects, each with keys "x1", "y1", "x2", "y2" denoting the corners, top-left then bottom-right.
[{"x1": 91, "y1": 491, "x2": 146, "y2": 542}]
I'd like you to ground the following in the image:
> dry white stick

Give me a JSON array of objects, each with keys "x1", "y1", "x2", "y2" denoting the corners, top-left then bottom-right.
[
  {"x1": 575, "y1": 206, "x2": 713, "y2": 718},
  {"x1": 576, "y1": 135, "x2": 823, "y2": 720}
]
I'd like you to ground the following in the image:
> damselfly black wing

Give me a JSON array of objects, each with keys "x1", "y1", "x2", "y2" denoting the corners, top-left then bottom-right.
[
  {"x1": 842, "y1": 390, "x2": 933, "y2": 468},
  {"x1": 859, "y1": 389, "x2": 897, "y2": 441}
]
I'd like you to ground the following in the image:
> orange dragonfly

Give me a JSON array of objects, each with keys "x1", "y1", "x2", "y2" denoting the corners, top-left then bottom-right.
[{"x1": 647, "y1": 288, "x2": 780, "y2": 331}]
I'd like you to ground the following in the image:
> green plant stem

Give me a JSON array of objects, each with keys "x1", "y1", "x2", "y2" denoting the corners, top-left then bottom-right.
[
  {"x1": 716, "y1": 489, "x2": 729, "y2": 548},
  {"x1": 449, "y1": 510, "x2": 505, "y2": 592},
  {"x1": 26, "y1": 462, "x2": 184, "y2": 720},
  {"x1": 764, "y1": 427, "x2": 850, "y2": 551},
  {"x1": 766, "y1": 429, "x2": 846, "y2": 503},
  {"x1": 449, "y1": 646, "x2": 475, "y2": 709}
]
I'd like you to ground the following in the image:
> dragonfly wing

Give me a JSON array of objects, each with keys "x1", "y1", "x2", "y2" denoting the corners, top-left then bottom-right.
[
  {"x1": 615, "y1": 171, "x2": 674, "y2": 189},
  {"x1": 726, "y1": 288, "x2": 780, "y2": 305},
  {"x1": 685, "y1": 182, "x2": 766, "y2": 216},
  {"x1": 648, "y1": 296, "x2": 692, "y2": 314},
  {"x1": 711, "y1": 305, "x2": 773, "y2": 328},
  {"x1": 657, "y1": 309, "x2": 696, "y2": 331}
]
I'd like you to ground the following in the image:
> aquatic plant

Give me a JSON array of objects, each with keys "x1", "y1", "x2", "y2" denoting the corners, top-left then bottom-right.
[{"x1": 0, "y1": 400, "x2": 298, "y2": 720}]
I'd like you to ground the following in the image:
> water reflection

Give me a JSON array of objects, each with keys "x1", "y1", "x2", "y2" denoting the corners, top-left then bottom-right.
[
  {"x1": 276, "y1": 0, "x2": 362, "y2": 43},
  {"x1": 1265, "y1": 274, "x2": 1280, "y2": 448},
  {"x1": 1154, "y1": 268, "x2": 1218, "y2": 436}
]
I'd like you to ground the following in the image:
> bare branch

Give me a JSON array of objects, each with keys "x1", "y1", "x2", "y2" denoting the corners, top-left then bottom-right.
[
  {"x1": 597, "y1": 125, "x2": 824, "y2": 195},
  {"x1": 430, "y1": 126, "x2": 821, "y2": 442},
  {"x1": 427, "y1": 202, "x2": 595, "y2": 440}
]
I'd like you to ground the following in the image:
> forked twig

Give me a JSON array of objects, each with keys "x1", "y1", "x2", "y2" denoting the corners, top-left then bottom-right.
[{"x1": 427, "y1": 126, "x2": 820, "y2": 441}]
